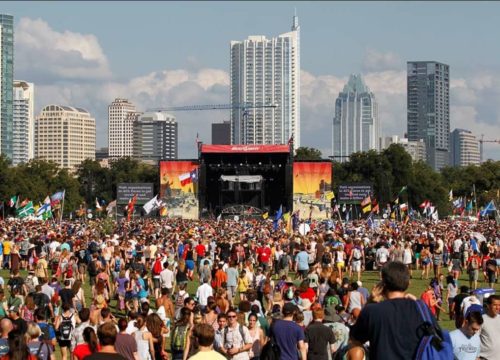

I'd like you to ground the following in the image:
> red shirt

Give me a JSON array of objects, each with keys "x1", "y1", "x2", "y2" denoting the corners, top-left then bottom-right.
[
  {"x1": 258, "y1": 247, "x2": 271, "y2": 263},
  {"x1": 195, "y1": 244, "x2": 206, "y2": 257},
  {"x1": 299, "y1": 287, "x2": 316, "y2": 303},
  {"x1": 73, "y1": 344, "x2": 100, "y2": 360}
]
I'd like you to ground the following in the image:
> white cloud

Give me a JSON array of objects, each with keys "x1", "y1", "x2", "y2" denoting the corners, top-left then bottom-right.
[
  {"x1": 16, "y1": 17, "x2": 111, "y2": 81},
  {"x1": 362, "y1": 48, "x2": 402, "y2": 72}
]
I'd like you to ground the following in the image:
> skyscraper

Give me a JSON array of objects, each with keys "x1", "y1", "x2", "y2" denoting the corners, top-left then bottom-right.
[
  {"x1": 450, "y1": 128, "x2": 480, "y2": 167},
  {"x1": 108, "y1": 98, "x2": 137, "y2": 157},
  {"x1": 230, "y1": 15, "x2": 300, "y2": 148},
  {"x1": 133, "y1": 111, "x2": 177, "y2": 162},
  {"x1": 35, "y1": 105, "x2": 96, "y2": 170},
  {"x1": 407, "y1": 61, "x2": 450, "y2": 171},
  {"x1": 332, "y1": 74, "x2": 379, "y2": 161},
  {"x1": 12, "y1": 80, "x2": 34, "y2": 165},
  {"x1": 0, "y1": 14, "x2": 14, "y2": 160},
  {"x1": 212, "y1": 121, "x2": 231, "y2": 145}
]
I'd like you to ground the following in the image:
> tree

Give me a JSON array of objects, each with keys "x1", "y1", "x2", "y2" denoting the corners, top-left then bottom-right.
[{"x1": 294, "y1": 147, "x2": 322, "y2": 161}]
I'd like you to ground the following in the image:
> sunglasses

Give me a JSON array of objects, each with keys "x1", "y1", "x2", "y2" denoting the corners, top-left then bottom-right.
[{"x1": 227, "y1": 315, "x2": 237, "y2": 318}]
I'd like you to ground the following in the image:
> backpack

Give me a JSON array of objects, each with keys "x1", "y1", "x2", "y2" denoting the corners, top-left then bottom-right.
[
  {"x1": 279, "y1": 254, "x2": 289, "y2": 270},
  {"x1": 89, "y1": 241, "x2": 99, "y2": 254},
  {"x1": 171, "y1": 324, "x2": 189, "y2": 352},
  {"x1": 25, "y1": 276, "x2": 36, "y2": 295},
  {"x1": 261, "y1": 323, "x2": 281, "y2": 360},
  {"x1": 352, "y1": 248, "x2": 362, "y2": 261},
  {"x1": 38, "y1": 322, "x2": 54, "y2": 347},
  {"x1": 223, "y1": 325, "x2": 246, "y2": 349},
  {"x1": 58, "y1": 313, "x2": 74, "y2": 340},
  {"x1": 152, "y1": 259, "x2": 162, "y2": 276},
  {"x1": 415, "y1": 300, "x2": 454, "y2": 360}
]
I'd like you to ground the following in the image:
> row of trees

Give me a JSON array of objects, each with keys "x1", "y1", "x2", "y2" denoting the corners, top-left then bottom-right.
[
  {"x1": 295, "y1": 145, "x2": 500, "y2": 215},
  {"x1": 0, "y1": 144, "x2": 498, "y2": 216}
]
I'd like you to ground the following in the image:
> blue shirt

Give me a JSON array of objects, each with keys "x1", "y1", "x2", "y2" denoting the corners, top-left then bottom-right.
[
  {"x1": 295, "y1": 251, "x2": 309, "y2": 271},
  {"x1": 272, "y1": 319, "x2": 305, "y2": 360},
  {"x1": 226, "y1": 267, "x2": 238, "y2": 287}
]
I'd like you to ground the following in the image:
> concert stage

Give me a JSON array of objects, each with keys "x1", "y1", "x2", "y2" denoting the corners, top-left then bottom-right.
[{"x1": 197, "y1": 145, "x2": 293, "y2": 219}]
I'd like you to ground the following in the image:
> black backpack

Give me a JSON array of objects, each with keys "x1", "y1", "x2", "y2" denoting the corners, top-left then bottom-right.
[
  {"x1": 88, "y1": 260, "x2": 98, "y2": 276},
  {"x1": 59, "y1": 314, "x2": 74, "y2": 340}
]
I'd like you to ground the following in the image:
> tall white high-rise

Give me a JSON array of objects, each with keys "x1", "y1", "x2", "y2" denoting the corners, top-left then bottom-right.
[
  {"x1": 230, "y1": 15, "x2": 300, "y2": 148},
  {"x1": 108, "y1": 98, "x2": 137, "y2": 157},
  {"x1": 35, "y1": 105, "x2": 96, "y2": 170},
  {"x1": 332, "y1": 74, "x2": 379, "y2": 161},
  {"x1": 450, "y1": 128, "x2": 480, "y2": 167},
  {"x1": 12, "y1": 80, "x2": 34, "y2": 165}
]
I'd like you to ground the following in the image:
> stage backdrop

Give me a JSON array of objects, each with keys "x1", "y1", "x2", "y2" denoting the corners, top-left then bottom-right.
[
  {"x1": 293, "y1": 162, "x2": 333, "y2": 219},
  {"x1": 159, "y1": 160, "x2": 199, "y2": 219}
]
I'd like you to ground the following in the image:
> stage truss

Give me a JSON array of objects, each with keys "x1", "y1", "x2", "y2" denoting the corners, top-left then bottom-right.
[{"x1": 220, "y1": 205, "x2": 264, "y2": 218}]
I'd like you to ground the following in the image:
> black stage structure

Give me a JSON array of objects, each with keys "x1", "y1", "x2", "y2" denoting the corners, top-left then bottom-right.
[{"x1": 197, "y1": 144, "x2": 293, "y2": 219}]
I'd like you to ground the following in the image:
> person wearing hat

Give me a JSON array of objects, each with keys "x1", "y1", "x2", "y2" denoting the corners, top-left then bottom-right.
[
  {"x1": 8, "y1": 304, "x2": 27, "y2": 334},
  {"x1": 272, "y1": 302, "x2": 306, "y2": 360}
]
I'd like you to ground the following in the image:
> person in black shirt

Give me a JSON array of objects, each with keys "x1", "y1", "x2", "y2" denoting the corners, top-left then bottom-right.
[
  {"x1": 305, "y1": 308, "x2": 335, "y2": 360},
  {"x1": 452, "y1": 285, "x2": 470, "y2": 329},
  {"x1": 351, "y1": 261, "x2": 431, "y2": 360},
  {"x1": 59, "y1": 280, "x2": 74, "y2": 308},
  {"x1": 8, "y1": 307, "x2": 27, "y2": 334}
]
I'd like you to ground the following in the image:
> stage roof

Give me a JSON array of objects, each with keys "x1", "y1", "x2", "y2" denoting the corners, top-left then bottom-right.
[{"x1": 201, "y1": 144, "x2": 290, "y2": 154}]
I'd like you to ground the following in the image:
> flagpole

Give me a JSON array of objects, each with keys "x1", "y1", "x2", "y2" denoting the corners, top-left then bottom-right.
[
  {"x1": 60, "y1": 190, "x2": 65, "y2": 223},
  {"x1": 473, "y1": 184, "x2": 478, "y2": 216}
]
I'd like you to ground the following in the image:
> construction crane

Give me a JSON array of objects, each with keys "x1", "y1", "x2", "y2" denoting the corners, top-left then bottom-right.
[
  {"x1": 148, "y1": 102, "x2": 277, "y2": 112},
  {"x1": 479, "y1": 134, "x2": 500, "y2": 162}
]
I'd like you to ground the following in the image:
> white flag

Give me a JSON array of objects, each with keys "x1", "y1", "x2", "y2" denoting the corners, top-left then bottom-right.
[{"x1": 143, "y1": 195, "x2": 159, "y2": 215}]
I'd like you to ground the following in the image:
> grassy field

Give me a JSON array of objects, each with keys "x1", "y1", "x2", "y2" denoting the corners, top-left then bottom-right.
[{"x1": 1, "y1": 267, "x2": 498, "y2": 359}]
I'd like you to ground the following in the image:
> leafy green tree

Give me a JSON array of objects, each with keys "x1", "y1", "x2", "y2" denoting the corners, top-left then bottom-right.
[{"x1": 294, "y1": 147, "x2": 323, "y2": 161}]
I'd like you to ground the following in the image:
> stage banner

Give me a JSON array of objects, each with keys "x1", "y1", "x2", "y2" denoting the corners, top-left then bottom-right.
[
  {"x1": 338, "y1": 183, "x2": 373, "y2": 203},
  {"x1": 293, "y1": 162, "x2": 332, "y2": 219},
  {"x1": 159, "y1": 161, "x2": 199, "y2": 219}
]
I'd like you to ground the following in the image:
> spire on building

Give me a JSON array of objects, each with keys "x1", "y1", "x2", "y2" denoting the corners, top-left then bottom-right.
[{"x1": 292, "y1": 10, "x2": 299, "y2": 31}]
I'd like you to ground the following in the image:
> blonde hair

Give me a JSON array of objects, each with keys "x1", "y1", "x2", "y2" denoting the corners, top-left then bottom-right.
[{"x1": 26, "y1": 321, "x2": 41, "y2": 340}]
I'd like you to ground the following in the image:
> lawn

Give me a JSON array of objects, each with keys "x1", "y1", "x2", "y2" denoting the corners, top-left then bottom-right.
[{"x1": 1, "y1": 267, "x2": 498, "y2": 359}]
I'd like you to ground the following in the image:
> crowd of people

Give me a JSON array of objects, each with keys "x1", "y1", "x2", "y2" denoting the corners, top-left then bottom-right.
[{"x1": 0, "y1": 215, "x2": 497, "y2": 360}]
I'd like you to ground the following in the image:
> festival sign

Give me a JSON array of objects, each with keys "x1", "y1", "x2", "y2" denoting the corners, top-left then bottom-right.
[
  {"x1": 338, "y1": 183, "x2": 373, "y2": 203},
  {"x1": 116, "y1": 183, "x2": 154, "y2": 205},
  {"x1": 159, "y1": 161, "x2": 199, "y2": 219},
  {"x1": 293, "y1": 161, "x2": 332, "y2": 219}
]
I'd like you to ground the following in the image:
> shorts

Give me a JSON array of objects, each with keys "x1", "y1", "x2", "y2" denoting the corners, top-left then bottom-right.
[
  {"x1": 186, "y1": 260, "x2": 195, "y2": 271},
  {"x1": 433, "y1": 255, "x2": 442, "y2": 266},
  {"x1": 298, "y1": 269, "x2": 308, "y2": 278},
  {"x1": 58, "y1": 339, "x2": 71, "y2": 348},
  {"x1": 469, "y1": 269, "x2": 479, "y2": 281},
  {"x1": 352, "y1": 260, "x2": 361, "y2": 272},
  {"x1": 153, "y1": 278, "x2": 160, "y2": 289},
  {"x1": 487, "y1": 271, "x2": 496, "y2": 284},
  {"x1": 415, "y1": 253, "x2": 421, "y2": 260},
  {"x1": 336, "y1": 261, "x2": 345, "y2": 269}
]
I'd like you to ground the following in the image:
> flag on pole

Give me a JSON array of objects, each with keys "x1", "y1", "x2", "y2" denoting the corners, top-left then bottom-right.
[
  {"x1": 8, "y1": 195, "x2": 17, "y2": 208},
  {"x1": 361, "y1": 195, "x2": 372, "y2": 214},
  {"x1": 106, "y1": 200, "x2": 116, "y2": 217},
  {"x1": 448, "y1": 190, "x2": 453, "y2": 201},
  {"x1": 16, "y1": 201, "x2": 34, "y2": 218},
  {"x1": 51, "y1": 190, "x2": 65, "y2": 202},
  {"x1": 20, "y1": 198, "x2": 29, "y2": 207},
  {"x1": 419, "y1": 200, "x2": 430, "y2": 209},
  {"x1": 399, "y1": 203, "x2": 408, "y2": 212},
  {"x1": 127, "y1": 194, "x2": 137, "y2": 221},
  {"x1": 371, "y1": 198, "x2": 379, "y2": 214},
  {"x1": 96, "y1": 198, "x2": 102, "y2": 211},
  {"x1": 480, "y1": 200, "x2": 496, "y2": 217},
  {"x1": 325, "y1": 191, "x2": 335, "y2": 201},
  {"x1": 262, "y1": 212, "x2": 269, "y2": 220},
  {"x1": 273, "y1": 205, "x2": 283, "y2": 230},
  {"x1": 179, "y1": 172, "x2": 192, "y2": 187},
  {"x1": 143, "y1": 195, "x2": 159, "y2": 215},
  {"x1": 216, "y1": 213, "x2": 222, "y2": 223},
  {"x1": 398, "y1": 186, "x2": 408, "y2": 196}
]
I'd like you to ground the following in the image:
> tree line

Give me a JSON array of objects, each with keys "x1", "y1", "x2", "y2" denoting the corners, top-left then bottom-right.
[{"x1": 0, "y1": 144, "x2": 498, "y2": 216}]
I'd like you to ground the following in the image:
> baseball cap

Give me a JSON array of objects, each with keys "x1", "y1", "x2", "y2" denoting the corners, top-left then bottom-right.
[{"x1": 464, "y1": 304, "x2": 483, "y2": 318}]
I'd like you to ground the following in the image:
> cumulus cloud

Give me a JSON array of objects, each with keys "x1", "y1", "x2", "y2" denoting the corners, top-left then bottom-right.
[
  {"x1": 362, "y1": 48, "x2": 402, "y2": 72},
  {"x1": 16, "y1": 17, "x2": 111, "y2": 82}
]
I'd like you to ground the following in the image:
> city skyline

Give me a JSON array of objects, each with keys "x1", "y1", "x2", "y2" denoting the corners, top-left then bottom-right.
[{"x1": 2, "y1": 1, "x2": 500, "y2": 160}]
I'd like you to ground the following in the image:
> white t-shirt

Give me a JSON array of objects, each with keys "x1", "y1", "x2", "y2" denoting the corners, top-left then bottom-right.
[
  {"x1": 159, "y1": 268, "x2": 174, "y2": 289},
  {"x1": 449, "y1": 328, "x2": 481, "y2": 360},
  {"x1": 453, "y1": 239, "x2": 463, "y2": 253},
  {"x1": 196, "y1": 283, "x2": 213, "y2": 306},
  {"x1": 479, "y1": 313, "x2": 500, "y2": 359}
]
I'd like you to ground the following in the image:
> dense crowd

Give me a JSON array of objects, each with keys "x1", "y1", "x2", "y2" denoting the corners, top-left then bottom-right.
[{"x1": 0, "y1": 216, "x2": 497, "y2": 360}]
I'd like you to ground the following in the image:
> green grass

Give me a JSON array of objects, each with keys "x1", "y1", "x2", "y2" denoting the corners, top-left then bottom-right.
[{"x1": 2, "y1": 267, "x2": 498, "y2": 359}]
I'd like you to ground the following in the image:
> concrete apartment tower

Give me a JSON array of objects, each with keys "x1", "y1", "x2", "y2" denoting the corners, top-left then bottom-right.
[{"x1": 108, "y1": 98, "x2": 137, "y2": 157}]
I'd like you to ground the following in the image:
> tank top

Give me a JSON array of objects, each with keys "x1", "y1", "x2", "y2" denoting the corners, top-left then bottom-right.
[
  {"x1": 348, "y1": 291, "x2": 362, "y2": 313},
  {"x1": 249, "y1": 327, "x2": 261, "y2": 358},
  {"x1": 135, "y1": 328, "x2": 152, "y2": 360}
]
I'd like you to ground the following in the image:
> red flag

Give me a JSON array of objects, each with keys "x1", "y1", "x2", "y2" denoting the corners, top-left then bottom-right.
[
  {"x1": 127, "y1": 194, "x2": 137, "y2": 221},
  {"x1": 419, "y1": 200, "x2": 429, "y2": 209}
]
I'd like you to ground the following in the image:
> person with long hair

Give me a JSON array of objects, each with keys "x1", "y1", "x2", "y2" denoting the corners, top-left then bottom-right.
[
  {"x1": 202, "y1": 300, "x2": 219, "y2": 331},
  {"x1": 115, "y1": 270, "x2": 128, "y2": 312},
  {"x1": 6, "y1": 329, "x2": 30, "y2": 360},
  {"x1": 72, "y1": 280, "x2": 86, "y2": 312},
  {"x1": 237, "y1": 270, "x2": 249, "y2": 302},
  {"x1": 146, "y1": 313, "x2": 168, "y2": 360},
  {"x1": 20, "y1": 295, "x2": 36, "y2": 322},
  {"x1": 26, "y1": 322, "x2": 55, "y2": 360},
  {"x1": 215, "y1": 287, "x2": 230, "y2": 314},
  {"x1": 446, "y1": 275, "x2": 458, "y2": 320},
  {"x1": 73, "y1": 327, "x2": 100, "y2": 360},
  {"x1": 54, "y1": 303, "x2": 77, "y2": 360},
  {"x1": 133, "y1": 314, "x2": 155, "y2": 360}
]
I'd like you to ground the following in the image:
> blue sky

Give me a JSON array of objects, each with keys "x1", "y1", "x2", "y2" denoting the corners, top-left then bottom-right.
[{"x1": 4, "y1": 1, "x2": 500, "y2": 159}]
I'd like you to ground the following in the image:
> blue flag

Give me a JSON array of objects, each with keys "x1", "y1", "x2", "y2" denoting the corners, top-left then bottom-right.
[
  {"x1": 480, "y1": 201, "x2": 496, "y2": 217},
  {"x1": 273, "y1": 205, "x2": 283, "y2": 230}
]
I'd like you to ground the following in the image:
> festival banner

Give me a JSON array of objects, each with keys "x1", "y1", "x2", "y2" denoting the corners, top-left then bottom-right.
[
  {"x1": 159, "y1": 161, "x2": 199, "y2": 219},
  {"x1": 293, "y1": 161, "x2": 332, "y2": 219}
]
